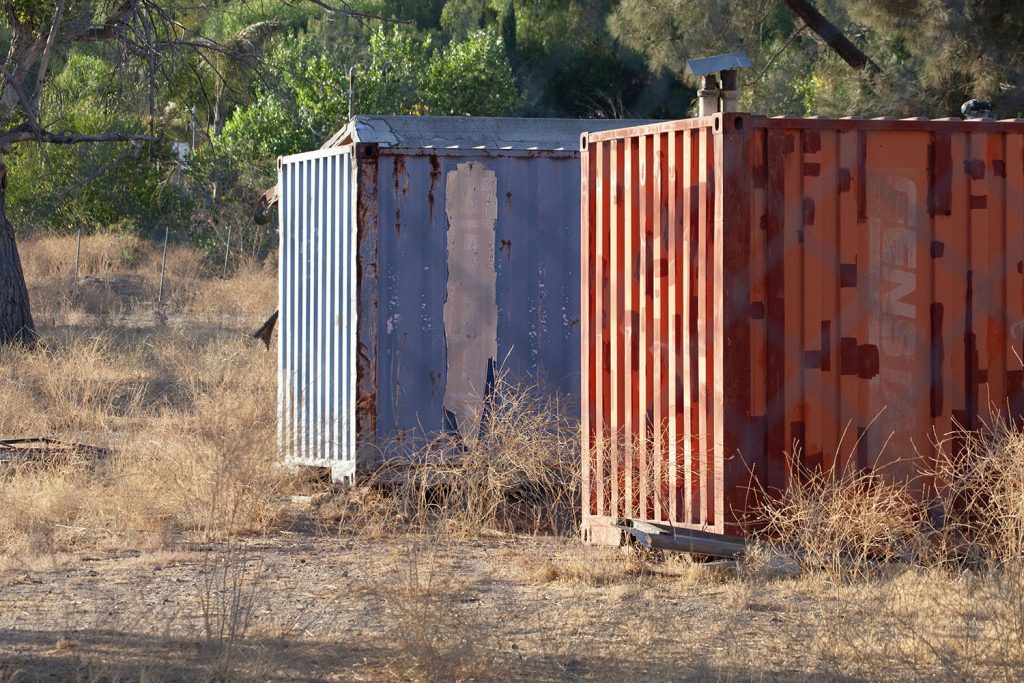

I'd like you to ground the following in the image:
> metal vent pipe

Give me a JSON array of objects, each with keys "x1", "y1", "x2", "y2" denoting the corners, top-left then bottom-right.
[
  {"x1": 686, "y1": 51, "x2": 752, "y2": 116},
  {"x1": 697, "y1": 75, "x2": 721, "y2": 117}
]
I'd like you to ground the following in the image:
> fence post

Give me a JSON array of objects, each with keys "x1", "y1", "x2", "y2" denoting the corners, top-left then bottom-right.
[
  {"x1": 158, "y1": 224, "x2": 169, "y2": 305},
  {"x1": 74, "y1": 226, "x2": 81, "y2": 284},
  {"x1": 222, "y1": 224, "x2": 232, "y2": 278}
]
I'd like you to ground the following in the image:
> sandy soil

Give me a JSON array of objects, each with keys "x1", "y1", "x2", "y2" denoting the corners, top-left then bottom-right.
[{"x1": 0, "y1": 521, "x2": 827, "y2": 682}]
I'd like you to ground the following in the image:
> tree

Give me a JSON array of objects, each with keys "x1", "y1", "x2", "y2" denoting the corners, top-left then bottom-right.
[
  {"x1": 423, "y1": 28, "x2": 522, "y2": 115},
  {"x1": 610, "y1": 0, "x2": 1024, "y2": 119},
  {"x1": 0, "y1": 0, "x2": 168, "y2": 344},
  {"x1": 205, "y1": 24, "x2": 522, "y2": 169},
  {"x1": 0, "y1": 0, "x2": 400, "y2": 345},
  {"x1": 6, "y1": 53, "x2": 185, "y2": 235},
  {"x1": 609, "y1": 0, "x2": 814, "y2": 114},
  {"x1": 834, "y1": 0, "x2": 1024, "y2": 117}
]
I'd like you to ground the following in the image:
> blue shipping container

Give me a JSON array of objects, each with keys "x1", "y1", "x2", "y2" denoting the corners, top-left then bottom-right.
[{"x1": 278, "y1": 115, "x2": 648, "y2": 480}]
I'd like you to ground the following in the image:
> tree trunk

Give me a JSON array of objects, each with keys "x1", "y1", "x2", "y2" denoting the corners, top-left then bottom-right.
[{"x1": 0, "y1": 154, "x2": 35, "y2": 345}]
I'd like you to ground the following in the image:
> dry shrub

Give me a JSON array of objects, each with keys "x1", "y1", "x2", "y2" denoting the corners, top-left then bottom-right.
[
  {"x1": 329, "y1": 375, "x2": 579, "y2": 539},
  {"x1": 196, "y1": 545, "x2": 268, "y2": 681},
  {"x1": 186, "y1": 255, "x2": 278, "y2": 325},
  {"x1": 18, "y1": 233, "x2": 274, "y2": 324},
  {"x1": 383, "y1": 541, "x2": 496, "y2": 682},
  {"x1": 521, "y1": 544, "x2": 644, "y2": 587},
  {"x1": 931, "y1": 414, "x2": 1024, "y2": 568},
  {"x1": 0, "y1": 324, "x2": 288, "y2": 555},
  {"x1": 118, "y1": 403, "x2": 288, "y2": 540},
  {"x1": 840, "y1": 415, "x2": 1024, "y2": 680},
  {"x1": 750, "y1": 454, "x2": 926, "y2": 581},
  {"x1": 746, "y1": 417, "x2": 1024, "y2": 579},
  {"x1": 592, "y1": 429, "x2": 678, "y2": 521},
  {"x1": 742, "y1": 421, "x2": 1024, "y2": 680}
]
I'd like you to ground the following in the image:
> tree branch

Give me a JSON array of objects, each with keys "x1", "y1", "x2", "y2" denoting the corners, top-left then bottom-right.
[
  {"x1": 745, "y1": 25, "x2": 807, "y2": 86},
  {"x1": 0, "y1": 127, "x2": 157, "y2": 146},
  {"x1": 32, "y1": 0, "x2": 66, "y2": 112},
  {"x1": 71, "y1": 0, "x2": 138, "y2": 42},
  {"x1": 0, "y1": 63, "x2": 41, "y2": 132},
  {"x1": 781, "y1": 0, "x2": 880, "y2": 73},
  {"x1": 283, "y1": 0, "x2": 413, "y2": 24},
  {"x1": 38, "y1": 131, "x2": 157, "y2": 144}
]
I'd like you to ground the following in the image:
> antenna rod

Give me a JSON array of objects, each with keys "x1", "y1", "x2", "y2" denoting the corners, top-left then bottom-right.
[{"x1": 348, "y1": 67, "x2": 356, "y2": 120}]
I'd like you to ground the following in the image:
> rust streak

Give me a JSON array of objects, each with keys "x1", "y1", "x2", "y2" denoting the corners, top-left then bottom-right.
[{"x1": 427, "y1": 154, "x2": 441, "y2": 222}]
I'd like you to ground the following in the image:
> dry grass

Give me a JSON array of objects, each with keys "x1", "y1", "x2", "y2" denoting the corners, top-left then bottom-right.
[
  {"x1": 517, "y1": 544, "x2": 645, "y2": 587},
  {"x1": 319, "y1": 374, "x2": 579, "y2": 540},
  {"x1": 19, "y1": 232, "x2": 275, "y2": 325},
  {"x1": 749, "y1": 456, "x2": 927, "y2": 582},
  {"x1": 313, "y1": 379, "x2": 1024, "y2": 679},
  {"x1": 0, "y1": 334, "x2": 288, "y2": 554},
  {"x1": 0, "y1": 234, "x2": 286, "y2": 557},
  {"x1": 185, "y1": 257, "x2": 278, "y2": 325},
  {"x1": 736, "y1": 421, "x2": 1024, "y2": 681},
  {"x1": 381, "y1": 541, "x2": 497, "y2": 682}
]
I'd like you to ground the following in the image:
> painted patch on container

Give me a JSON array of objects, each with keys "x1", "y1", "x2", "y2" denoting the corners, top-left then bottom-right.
[
  {"x1": 867, "y1": 172, "x2": 920, "y2": 451},
  {"x1": 443, "y1": 162, "x2": 498, "y2": 440}
]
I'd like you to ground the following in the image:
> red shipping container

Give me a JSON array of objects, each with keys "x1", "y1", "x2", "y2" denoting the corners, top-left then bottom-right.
[{"x1": 581, "y1": 113, "x2": 1024, "y2": 540}]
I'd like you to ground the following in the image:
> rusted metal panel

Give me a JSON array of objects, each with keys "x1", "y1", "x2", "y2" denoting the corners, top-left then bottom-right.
[
  {"x1": 372, "y1": 148, "x2": 583, "y2": 453},
  {"x1": 582, "y1": 113, "x2": 1024, "y2": 539},
  {"x1": 280, "y1": 116, "x2": 652, "y2": 477},
  {"x1": 354, "y1": 145, "x2": 379, "y2": 469}
]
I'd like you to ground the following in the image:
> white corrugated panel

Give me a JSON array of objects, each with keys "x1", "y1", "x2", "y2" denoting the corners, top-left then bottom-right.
[{"x1": 278, "y1": 148, "x2": 356, "y2": 481}]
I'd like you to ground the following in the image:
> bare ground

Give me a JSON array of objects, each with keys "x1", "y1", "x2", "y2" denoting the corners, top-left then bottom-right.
[{"x1": 0, "y1": 515, "x2": 827, "y2": 682}]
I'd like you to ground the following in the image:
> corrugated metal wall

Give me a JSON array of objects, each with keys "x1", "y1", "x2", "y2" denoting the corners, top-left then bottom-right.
[
  {"x1": 581, "y1": 119, "x2": 721, "y2": 536},
  {"x1": 371, "y1": 149, "x2": 581, "y2": 449},
  {"x1": 582, "y1": 114, "x2": 1024, "y2": 538},
  {"x1": 278, "y1": 148, "x2": 357, "y2": 480},
  {"x1": 744, "y1": 117, "x2": 1024, "y2": 493},
  {"x1": 280, "y1": 144, "x2": 583, "y2": 472}
]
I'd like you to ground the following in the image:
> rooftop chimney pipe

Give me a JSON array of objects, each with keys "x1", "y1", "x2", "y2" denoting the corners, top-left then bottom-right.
[
  {"x1": 698, "y1": 75, "x2": 720, "y2": 117},
  {"x1": 685, "y1": 51, "x2": 752, "y2": 116}
]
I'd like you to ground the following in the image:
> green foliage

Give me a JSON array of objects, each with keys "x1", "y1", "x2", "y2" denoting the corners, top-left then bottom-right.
[
  {"x1": 440, "y1": 0, "x2": 495, "y2": 39},
  {"x1": 353, "y1": 24, "x2": 522, "y2": 116},
  {"x1": 191, "y1": 26, "x2": 357, "y2": 193},
  {"x1": 510, "y1": 0, "x2": 690, "y2": 118},
  {"x1": 202, "y1": 23, "x2": 521, "y2": 183},
  {"x1": 610, "y1": 0, "x2": 805, "y2": 115},
  {"x1": 355, "y1": 25, "x2": 433, "y2": 115},
  {"x1": 7, "y1": 54, "x2": 185, "y2": 235},
  {"x1": 385, "y1": 0, "x2": 446, "y2": 29},
  {"x1": 198, "y1": 98, "x2": 299, "y2": 184},
  {"x1": 423, "y1": 29, "x2": 522, "y2": 115},
  {"x1": 7, "y1": 140, "x2": 185, "y2": 236},
  {"x1": 15, "y1": 0, "x2": 1024, "y2": 244},
  {"x1": 8, "y1": 0, "x2": 64, "y2": 32}
]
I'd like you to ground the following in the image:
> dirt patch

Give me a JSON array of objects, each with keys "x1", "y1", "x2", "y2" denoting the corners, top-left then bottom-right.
[{"x1": 0, "y1": 531, "x2": 823, "y2": 681}]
